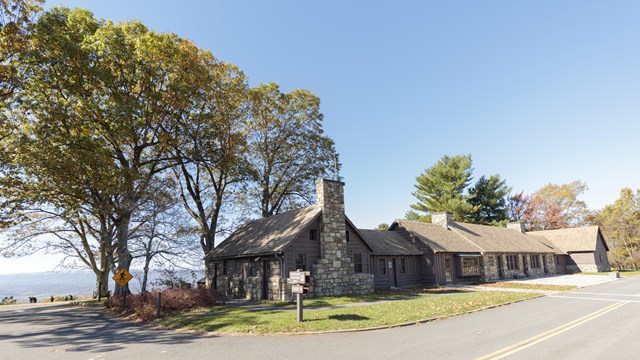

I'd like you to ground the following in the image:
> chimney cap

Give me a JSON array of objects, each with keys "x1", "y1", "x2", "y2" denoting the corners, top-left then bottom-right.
[{"x1": 316, "y1": 178, "x2": 345, "y2": 186}]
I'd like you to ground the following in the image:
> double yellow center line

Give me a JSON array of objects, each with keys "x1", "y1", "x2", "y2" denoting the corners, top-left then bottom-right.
[{"x1": 475, "y1": 301, "x2": 629, "y2": 360}]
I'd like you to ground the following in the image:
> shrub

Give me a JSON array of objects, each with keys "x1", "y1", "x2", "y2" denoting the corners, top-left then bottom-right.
[
  {"x1": 105, "y1": 288, "x2": 223, "y2": 321},
  {"x1": 1, "y1": 296, "x2": 17, "y2": 305}
]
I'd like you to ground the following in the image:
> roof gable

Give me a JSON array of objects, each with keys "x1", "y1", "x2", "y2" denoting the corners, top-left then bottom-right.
[{"x1": 208, "y1": 206, "x2": 321, "y2": 259}]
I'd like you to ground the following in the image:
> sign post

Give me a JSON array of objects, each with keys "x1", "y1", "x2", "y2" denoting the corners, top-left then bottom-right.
[
  {"x1": 112, "y1": 268, "x2": 134, "y2": 307},
  {"x1": 289, "y1": 270, "x2": 310, "y2": 322}
]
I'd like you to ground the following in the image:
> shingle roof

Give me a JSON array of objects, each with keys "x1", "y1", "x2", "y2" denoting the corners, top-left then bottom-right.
[
  {"x1": 526, "y1": 234, "x2": 567, "y2": 255},
  {"x1": 359, "y1": 229, "x2": 422, "y2": 255},
  {"x1": 450, "y1": 222, "x2": 556, "y2": 254},
  {"x1": 530, "y1": 226, "x2": 606, "y2": 253},
  {"x1": 392, "y1": 220, "x2": 557, "y2": 254},
  {"x1": 393, "y1": 220, "x2": 481, "y2": 253},
  {"x1": 208, "y1": 205, "x2": 321, "y2": 259}
]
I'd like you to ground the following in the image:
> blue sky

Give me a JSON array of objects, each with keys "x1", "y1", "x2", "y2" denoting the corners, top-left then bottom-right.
[
  {"x1": 5, "y1": 1, "x2": 639, "y2": 273},
  {"x1": 43, "y1": 0, "x2": 640, "y2": 227}
]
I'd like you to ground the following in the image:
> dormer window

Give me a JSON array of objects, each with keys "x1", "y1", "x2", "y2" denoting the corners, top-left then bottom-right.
[{"x1": 309, "y1": 228, "x2": 317, "y2": 241}]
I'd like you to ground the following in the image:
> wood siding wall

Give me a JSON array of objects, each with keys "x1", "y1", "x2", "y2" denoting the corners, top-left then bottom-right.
[
  {"x1": 390, "y1": 226, "x2": 436, "y2": 285},
  {"x1": 285, "y1": 218, "x2": 322, "y2": 275},
  {"x1": 285, "y1": 218, "x2": 372, "y2": 276},
  {"x1": 345, "y1": 222, "x2": 372, "y2": 273},
  {"x1": 594, "y1": 233, "x2": 611, "y2": 271},
  {"x1": 370, "y1": 255, "x2": 421, "y2": 288}
]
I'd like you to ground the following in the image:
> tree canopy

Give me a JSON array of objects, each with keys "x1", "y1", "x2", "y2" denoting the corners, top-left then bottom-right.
[
  {"x1": 467, "y1": 175, "x2": 511, "y2": 225},
  {"x1": 246, "y1": 83, "x2": 340, "y2": 218},
  {"x1": 0, "y1": 4, "x2": 340, "y2": 295},
  {"x1": 516, "y1": 181, "x2": 589, "y2": 231},
  {"x1": 590, "y1": 188, "x2": 640, "y2": 270},
  {"x1": 410, "y1": 154, "x2": 477, "y2": 221}
]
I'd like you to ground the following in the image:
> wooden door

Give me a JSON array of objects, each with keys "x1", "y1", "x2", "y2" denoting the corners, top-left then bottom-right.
[
  {"x1": 262, "y1": 261, "x2": 269, "y2": 300},
  {"x1": 444, "y1": 257, "x2": 452, "y2": 283},
  {"x1": 392, "y1": 258, "x2": 398, "y2": 287}
]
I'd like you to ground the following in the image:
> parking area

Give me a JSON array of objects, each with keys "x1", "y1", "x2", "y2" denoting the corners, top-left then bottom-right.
[{"x1": 508, "y1": 273, "x2": 620, "y2": 287}]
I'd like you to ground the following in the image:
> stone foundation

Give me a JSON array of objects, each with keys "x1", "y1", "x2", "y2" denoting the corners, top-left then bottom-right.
[{"x1": 312, "y1": 259, "x2": 373, "y2": 297}]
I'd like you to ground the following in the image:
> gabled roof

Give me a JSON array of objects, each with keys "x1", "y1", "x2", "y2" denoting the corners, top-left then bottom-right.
[
  {"x1": 391, "y1": 219, "x2": 557, "y2": 254},
  {"x1": 530, "y1": 226, "x2": 608, "y2": 252},
  {"x1": 391, "y1": 220, "x2": 481, "y2": 253},
  {"x1": 450, "y1": 222, "x2": 557, "y2": 254},
  {"x1": 359, "y1": 229, "x2": 422, "y2": 256},
  {"x1": 208, "y1": 205, "x2": 321, "y2": 259}
]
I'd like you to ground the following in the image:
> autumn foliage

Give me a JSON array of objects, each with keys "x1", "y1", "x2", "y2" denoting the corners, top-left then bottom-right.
[{"x1": 106, "y1": 288, "x2": 222, "y2": 321}]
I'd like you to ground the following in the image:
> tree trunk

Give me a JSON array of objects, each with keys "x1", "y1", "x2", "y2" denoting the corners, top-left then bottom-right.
[
  {"x1": 141, "y1": 257, "x2": 151, "y2": 294},
  {"x1": 95, "y1": 269, "x2": 110, "y2": 298},
  {"x1": 114, "y1": 211, "x2": 133, "y2": 295}
]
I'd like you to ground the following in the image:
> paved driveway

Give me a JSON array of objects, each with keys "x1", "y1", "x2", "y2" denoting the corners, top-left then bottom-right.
[
  {"x1": 507, "y1": 274, "x2": 620, "y2": 287},
  {"x1": 1, "y1": 277, "x2": 640, "y2": 359}
]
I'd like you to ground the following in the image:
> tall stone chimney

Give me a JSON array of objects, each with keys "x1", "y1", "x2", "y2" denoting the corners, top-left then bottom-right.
[
  {"x1": 507, "y1": 222, "x2": 526, "y2": 233},
  {"x1": 315, "y1": 179, "x2": 347, "y2": 260},
  {"x1": 311, "y1": 179, "x2": 373, "y2": 297},
  {"x1": 431, "y1": 212, "x2": 453, "y2": 228}
]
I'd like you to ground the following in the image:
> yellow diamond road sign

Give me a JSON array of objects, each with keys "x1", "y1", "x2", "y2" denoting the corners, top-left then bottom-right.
[{"x1": 113, "y1": 268, "x2": 133, "y2": 287}]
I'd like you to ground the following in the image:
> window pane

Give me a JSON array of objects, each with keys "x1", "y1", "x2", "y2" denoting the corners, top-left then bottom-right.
[
  {"x1": 353, "y1": 253, "x2": 363, "y2": 273},
  {"x1": 295, "y1": 253, "x2": 306, "y2": 271}
]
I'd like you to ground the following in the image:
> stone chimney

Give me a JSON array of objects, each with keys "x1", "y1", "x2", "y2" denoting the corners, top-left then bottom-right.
[
  {"x1": 312, "y1": 179, "x2": 373, "y2": 297},
  {"x1": 431, "y1": 212, "x2": 453, "y2": 228},
  {"x1": 316, "y1": 179, "x2": 347, "y2": 260},
  {"x1": 507, "y1": 222, "x2": 526, "y2": 233}
]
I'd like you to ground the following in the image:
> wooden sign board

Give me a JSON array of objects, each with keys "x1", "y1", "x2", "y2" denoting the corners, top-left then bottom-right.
[
  {"x1": 292, "y1": 284, "x2": 305, "y2": 294},
  {"x1": 289, "y1": 271, "x2": 310, "y2": 285}
]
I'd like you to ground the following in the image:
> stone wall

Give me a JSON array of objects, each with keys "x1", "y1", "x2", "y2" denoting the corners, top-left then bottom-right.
[
  {"x1": 569, "y1": 264, "x2": 599, "y2": 273},
  {"x1": 545, "y1": 254, "x2": 556, "y2": 274},
  {"x1": 482, "y1": 254, "x2": 501, "y2": 281}
]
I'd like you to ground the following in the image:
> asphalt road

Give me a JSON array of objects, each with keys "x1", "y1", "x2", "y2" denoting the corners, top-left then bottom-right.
[{"x1": 1, "y1": 277, "x2": 639, "y2": 360}]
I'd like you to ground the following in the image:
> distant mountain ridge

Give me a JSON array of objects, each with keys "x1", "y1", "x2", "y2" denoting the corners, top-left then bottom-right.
[{"x1": 0, "y1": 270, "x2": 203, "y2": 303}]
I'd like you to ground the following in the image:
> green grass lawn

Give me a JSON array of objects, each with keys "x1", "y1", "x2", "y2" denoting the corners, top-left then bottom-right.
[
  {"x1": 256, "y1": 287, "x2": 466, "y2": 308},
  {"x1": 479, "y1": 282, "x2": 576, "y2": 292},
  {"x1": 157, "y1": 291, "x2": 540, "y2": 334},
  {"x1": 618, "y1": 270, "x2": 640, "y2": 277}
]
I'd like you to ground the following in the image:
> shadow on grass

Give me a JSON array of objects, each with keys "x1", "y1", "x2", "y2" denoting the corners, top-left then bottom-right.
[{"x1": 328, "y1": 314, "x2": 370, "y2": 321}]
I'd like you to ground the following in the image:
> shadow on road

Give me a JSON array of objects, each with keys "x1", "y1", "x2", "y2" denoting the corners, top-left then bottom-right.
[{"x1": 0, "y1": 304, "x2": 206, "y2": 353}]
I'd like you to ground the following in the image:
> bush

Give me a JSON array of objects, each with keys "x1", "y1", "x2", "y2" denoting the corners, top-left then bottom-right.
[
  {"x1": 1, "y1": 296, "x2": 17, "y2": 305},
  {"x1": 105, "y1": 288, "x2": 223, "y2": 321}
]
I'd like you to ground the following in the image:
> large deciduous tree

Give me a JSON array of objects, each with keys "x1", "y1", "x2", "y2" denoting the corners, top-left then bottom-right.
[
  {"x1": 519, "y1": 181, "x2": 589, "y2": 231},
  {"x1": 169, "y1": 53, "x2": 249, "y2": 288},
  {"x1": 245, "y1": 83, "x2": 340, "y2": 218},
  {"x1": 0, "y1": 0, "x2": 42, "y2": 101},
  {"x1": 2, "y1": 7, "x2": 208, "y2": 295},
  {"x1": 467, "y1": 175, "x2": 511, "y2": 225},
  {"x1": 590, "y1": 188, "x2": 640, "y2": 270},
  {"x1": 410, "y1": 154, "x2": 477, "y2": 221}
]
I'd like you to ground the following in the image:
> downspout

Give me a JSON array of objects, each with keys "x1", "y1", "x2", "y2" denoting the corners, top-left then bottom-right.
[{"x1": 275, "y1": 252, "x2": 285, "y2": 301}]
